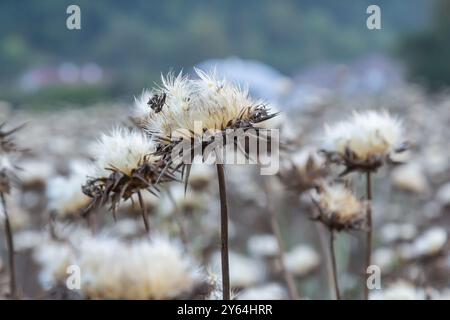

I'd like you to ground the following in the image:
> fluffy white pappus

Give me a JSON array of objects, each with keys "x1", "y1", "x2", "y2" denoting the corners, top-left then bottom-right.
[
  {"x1": 47, "y1": 162, "x2": 93, "y2": 218},
  {"x1": 142, "y1": 69, "x2": 267, "y2": 141},
  {"x1": 284, "y1": 245, "x2": 320, "y2": 276},
  {"x1": 33, "y1": 241, "x2": 75, "y2": 290},
  {"x1": 190, "y1": 68, "x2": 261, "y2": 131},
  {"x1": 322, "y1": 110, "x2": 404, "y2": 162},
  {"x1": 93, "y1": 128, "x2": 158, "y2": 177},
  {"x1": 311, "y1": 181, "x2": 364, "y2": 226},
  {"x1": 77, "y1": 235, "x2": 201, "y2": 299},
  {"x1": 132, "y1": 89, "x2": 154, "y2": 122}
]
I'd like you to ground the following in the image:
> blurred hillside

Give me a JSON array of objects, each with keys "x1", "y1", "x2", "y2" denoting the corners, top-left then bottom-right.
[{"x1": 0, "y1": 0, "x2": 443, "y2": 108}]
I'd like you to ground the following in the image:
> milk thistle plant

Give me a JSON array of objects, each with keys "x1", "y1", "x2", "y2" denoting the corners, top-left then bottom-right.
[
  {"x1": 321, "y1": 110, "x2": 407, "y2": 299},
  {"x1": 133, "y1": 69, "x2": 277, "y2": 300},
  {"x1": 82, "y1": 128, "x2": 175, "y2": 232},
  {"x1": 0, "y1": 122, "x2": 26, "y2": 299},
  {"x1": 310, "y1": 180, "x2": 366, "y2": 299}
]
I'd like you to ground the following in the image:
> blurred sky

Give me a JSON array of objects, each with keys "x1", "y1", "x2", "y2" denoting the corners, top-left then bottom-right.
[{"x1": 0, "y1": 0, "x2": 441, "y2": 107}]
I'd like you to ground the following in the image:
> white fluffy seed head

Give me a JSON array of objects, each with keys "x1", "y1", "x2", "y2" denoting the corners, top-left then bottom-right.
[
  {"x1": 284, "y1": 245, "x2": 320, "y2": 276},
  {"x1": 47, "y1": 161, "x2": 93, "y2": 217},
  {"x1": 140, "y1": 69, "x2": 266, "y2": 141},
  {"x1": 323, "y1": 110, "x2": 404, "y2": 162},
  {"x1": 93, "y1": 128, "x2": 157, "y2": 177},
  {"x1": 312, "y1": 182, "x2": 364, "y2": 225},
  {"x1": 33, "y1": 241, "x2": 75, "y2": 290},
  {"x1": 77, "y1": 235, "x2": 201, "y2": 299}
]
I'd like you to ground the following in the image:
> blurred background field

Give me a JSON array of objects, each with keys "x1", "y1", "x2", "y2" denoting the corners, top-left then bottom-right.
[{"x1": 1, "y1": 0, "x2": 450, "y2": 299}]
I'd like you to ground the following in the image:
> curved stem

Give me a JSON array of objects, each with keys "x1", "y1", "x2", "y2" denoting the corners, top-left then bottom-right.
[
  {"x1": 137, "y1": 191, "x2": 150, "y2": 233},
  {"x1": 1, "y1": 192, "x2": 17, "y2": 299},
  {"x1": 216, "y1": 164, "x2": 230, "y2": 300},
  {"x1": 329, "y1": 230, "x2": 341, "y2": 300},
  {"x1": 364, "y1": 171, "x2": 373, "y2": 300}
]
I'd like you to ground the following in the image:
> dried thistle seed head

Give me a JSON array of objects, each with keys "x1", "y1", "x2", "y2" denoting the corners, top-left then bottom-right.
[
  {"x1": 82, "y1": 128, "x2": 171, "y2": 213},
  {"x1": 138, "y1": 69, "x2": 277, "y2": 145},
  {"x1": 321, "y1": 110, "x2": 407, "y2": 174},
  {"x1": 75, "y1": 234, "x2": 203, "y2": 299},
  {"x1": 93, "y1": 128, "x2": 159, "y2": 177},
  {"x1": 278, "y1": 148, "x2": 328, "y2": 193},
  {"x1": 311, "y1": 181, "x2": 365, "y2": 231}
]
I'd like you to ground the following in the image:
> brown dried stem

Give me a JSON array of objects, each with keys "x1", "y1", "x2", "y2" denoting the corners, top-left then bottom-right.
[
  {"x1": 216, "y1": 164, "x2": 230, "y2": 300},
  {"x1": 329, "y1": 230, "x2": 341, "y2": 300},
  {"x1": 1, "y1": 192, "x2": 17, "y2": 299},
  {"x1": 364, "y1": 171, "x2": 373, "y2": 300},
  {"x1": 137, "y1": 191, "x2": 150, "y2": 233}
]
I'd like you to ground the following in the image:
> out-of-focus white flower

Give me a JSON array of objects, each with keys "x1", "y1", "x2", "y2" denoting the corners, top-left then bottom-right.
[
  {"x1": 411, "y1": 227, "x2": 447, "y2": 257},
  {"x1": 77, "y1": 235, "x2": 201, "y2": 299},
  {"x1": 380, "y1": 223, "x2": 418, "y2": 243},
  {"x1": 399, "y1": 227, "x2": 447, "y2": 260},
  {"x1": 16, "y1": 159, "x2": 54, "y2": 186},
  {"x1": 93, "y1": 128, "x2": 157, "y2": 177},
  {"x1": 47, "y1": 162, "x2": 93, "y2": 218},
  {"x1": 436, "y1": 182, "x2": 450, "y2": 207},
  {"x1": 310, "y1": 181, "x2": 365, "y2": 230},
  {"x1": 391, "y1": 162, "x2": 429, "y2": 194},
  {"x1": 372, "y1": 247, "x2": 398, "y2": 273},
  {"x1": 210, "y1": 251, "x2": 265, "y2": 289},
  {"x1": 322, "y1": 110, "x2": 405, "y2": 168},
  {"x1": 238, "y1": 283, "x2": 287, "y2": 300},
  {"x1": 34, "y1": 241, "x2": 75, "y2": 290},
  {"x1": 284, "y1": 245, "x2": 320, "y2": 276},
  {"x1": 247, "y1": 234, "x2": 278, "y2": 258},
  {"x1": 370, "y1": 280, "x2": 425, "y2": 300}
]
